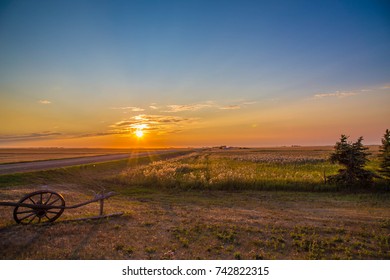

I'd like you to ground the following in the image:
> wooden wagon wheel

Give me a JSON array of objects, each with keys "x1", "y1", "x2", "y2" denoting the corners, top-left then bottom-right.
[{"x1": 13, "y1": 190, "x2": 65, "y2": 224}]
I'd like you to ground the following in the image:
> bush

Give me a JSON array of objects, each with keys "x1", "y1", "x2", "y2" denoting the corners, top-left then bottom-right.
[
  {"x1": 327, "y1": 135, "x2": 375, "y2": 187},
  {"x1": 379, "y1": 129, "x2": 390, "y2": 180}
]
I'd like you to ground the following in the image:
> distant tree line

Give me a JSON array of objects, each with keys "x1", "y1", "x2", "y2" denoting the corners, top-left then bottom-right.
[{"x1": 327, "y1": 129, "x2": 390, "y2": 187}]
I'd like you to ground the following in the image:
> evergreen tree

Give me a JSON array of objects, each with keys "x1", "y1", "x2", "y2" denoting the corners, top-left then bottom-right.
[
  {"x1": 328, "y1": 135, "x2": 374, "y2": 187},
  {"x1": 379, "y1": 129, "x2": 390, "y2": 180}
]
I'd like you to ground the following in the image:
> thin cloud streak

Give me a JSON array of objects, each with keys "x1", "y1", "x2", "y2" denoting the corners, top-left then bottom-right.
[
  {"x1": 38, "y1": 100, "x2": 51, "y2": 104},
  {"x1": 111, "y1": 114, "x2": 198, "y2": 135},
  {"x1": 110, "y1": 106, "x2": 145, "y2": 112},
  {"x1": 162, "y1": 100, "x2": 255, "y2": 113},
  {"x1": 0, "y1": 131, "x2": 61, "y2": 142},
  {"x1": 164, "y1": 102, "x2": 214, "y2": 112},
  {"x1": 313, "y1": 91, "x2": 358, "y2": 99},
  {"x1": 312, "y1": 84, "x2": 390, "y2": 100},
  {"x1": 241, "y1": 101, "x2": 257, "y2": 105},
  {"x1": 73, "y1": 132, "x2": 123, "y2": 138},
  {"x1": 219, "y1": 105, "x2": 240, "y2": 110}
]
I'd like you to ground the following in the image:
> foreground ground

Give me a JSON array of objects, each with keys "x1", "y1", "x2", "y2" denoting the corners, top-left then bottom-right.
[{"x1": 0, "y1": 148, "x2": 389, "y2": 259}]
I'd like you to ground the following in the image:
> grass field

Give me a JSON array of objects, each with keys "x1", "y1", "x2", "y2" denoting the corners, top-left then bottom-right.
[
  {"x1": 0, "y1": 148, "x2": 157, "y2": 164},
  {"x1": 0, "y1": 147, "x2": 389, "y2": 260}
]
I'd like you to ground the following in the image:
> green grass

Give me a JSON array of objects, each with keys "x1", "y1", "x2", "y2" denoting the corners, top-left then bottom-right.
[
  {"x1": 116, "y1": 149, "x2": 388, "y2": 192},
  {"x1": 0, "y1": 151, "x2": 191, "y2": 189}
]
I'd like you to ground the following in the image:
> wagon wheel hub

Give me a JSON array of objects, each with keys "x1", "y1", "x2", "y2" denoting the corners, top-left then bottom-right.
[{"x1": 35, "y1": 207, "x2": 47, "y2": 218}]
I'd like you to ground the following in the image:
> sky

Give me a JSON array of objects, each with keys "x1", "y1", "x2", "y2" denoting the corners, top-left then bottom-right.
[{"x1": 0, "y1": 0, "x2": 389, "y2": 148}]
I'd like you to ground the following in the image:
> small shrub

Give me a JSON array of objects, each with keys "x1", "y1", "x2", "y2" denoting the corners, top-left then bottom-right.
[
  {"x1": 216, "y1": 229, "x2": 237, "y2": 243},
  {"x1": 254, "y1": 253, "x2": 264, "y2": 260},
  {"x1": 124, "y1": 246, "x2": 134, "y2": 254},
  {"x1": 145, "y1": 247, "x2": 157, "y2": 254},
  {"x1": 380, "y1": 219, "x2": 390, "y2": 229},
  {"x1": 379, "y1": 129, "x2": 390, "y2": 180},
  {"x1": 327, "y1": 135, "x2": 375, "y2": 187},
  {"x1": 179, "y1": 237, "x2": 189, "y2": 248}
]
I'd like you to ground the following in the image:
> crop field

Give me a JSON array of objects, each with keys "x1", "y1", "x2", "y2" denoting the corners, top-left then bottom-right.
[
  {"x1": 117, "y1": 147, "x2": 337, "y2": 191},
  {"x1": 0, "y1": 147, "x2": 389, "y2": 260},
  {"x1": 0, "y1": 148, "x2": 155, "y2": 164}
]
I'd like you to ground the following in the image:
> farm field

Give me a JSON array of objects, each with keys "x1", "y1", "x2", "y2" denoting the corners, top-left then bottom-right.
[
  {"x1": 0, "y1": 147, "x2": 389, "y2": 260},
  {"x1": 0, "y1": 148, "x2": 162, "y2": 164}
]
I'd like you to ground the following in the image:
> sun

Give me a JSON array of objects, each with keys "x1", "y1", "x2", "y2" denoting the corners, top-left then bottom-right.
[{"x1": 135, "y1": 130, "x2": 144, "y2": 138}]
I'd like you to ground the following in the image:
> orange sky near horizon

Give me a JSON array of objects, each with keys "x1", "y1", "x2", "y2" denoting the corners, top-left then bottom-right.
[{"x1": 1, "y1": 85, "x2": 389, "y2": 148}]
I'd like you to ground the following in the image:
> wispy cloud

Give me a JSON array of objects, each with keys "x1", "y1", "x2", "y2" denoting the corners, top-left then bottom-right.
[
  {"x1": 163, "y1": 100, "x2": 255, "y2": 112},
  {"x1": 74, "y1": 132, "x2": 122, "y2": 138},
  {"x1": 110, "y1": 106, "x2": 145, "y2": 112},
  {"x1": 218, "y1": 100, "x2": 257, "y2": 110},
  {"x1": 164, "y1": 102, "x2": 214, "y2": 112},
  {"x1": 0, "y1": 131, "x2": 61, "y2": 142},
  {"x1": 111, "y1": 114, "x2": 198, "y2": 135},
  {"x1": 64, "y1": 114, "x2": 200, "y2": 140},
  {"x1": 38, "y1": 100, "x2": 51, "y2": 104},
  {"x1": 110, "y1": 100, "x2": 255, "y2": 115},
  {"x1": 312, "y1": 84, "x2": 390, "y2": 100},
  {"x1": 219, "y1": 105, "x2": 241, "y2": 110},
  {"x1": 241, "y1": 101, "x2": 257, "y2": 105},
  {"x1": 313, "y1": 91, "x2": 358, "y2": 99}
]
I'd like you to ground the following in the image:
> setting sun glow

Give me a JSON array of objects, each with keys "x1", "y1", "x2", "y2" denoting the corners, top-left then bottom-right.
[{"x1": 135, "y1": 130, "x2": 144, "y2": 138}]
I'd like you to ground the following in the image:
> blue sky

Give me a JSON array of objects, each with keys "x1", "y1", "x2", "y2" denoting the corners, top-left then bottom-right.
[{"x1": 0, "y1": 0, "x2": 389, "y2": 147}]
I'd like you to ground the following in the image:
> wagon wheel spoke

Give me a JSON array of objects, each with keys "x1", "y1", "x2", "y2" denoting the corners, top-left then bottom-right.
[
  {"x1": 19, "y1": 212, "x2": 37, "y2": 221},
  {"x1": 44, "y1": 193, "x2": 53, "y2": 205},
  {"x1": 15, "y1": 209, "x2": 36, "y2": 215},
  {"x1": 13, "y1": 190, "x2": 65, "y2": 225},
  {"x1": 47, "y1": 197, "x2": 61, "y2": 206},
  {"x1": 27, "y1": 215, "x2": 37, "y2": 225},
  {"x1": 46, "y1": 210, "x2": 60, "y2": 214},
  {"x1": 28, "y1": 197, "x2": 36, "y2": 204}
]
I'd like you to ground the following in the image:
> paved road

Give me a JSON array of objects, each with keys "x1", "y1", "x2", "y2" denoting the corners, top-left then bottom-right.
[{"x1": 0, "y1": 150, "x2": 180, "y2": 175}]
